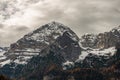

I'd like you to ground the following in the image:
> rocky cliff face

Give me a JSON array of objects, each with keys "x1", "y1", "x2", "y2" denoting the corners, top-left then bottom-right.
[{"x1": 80, "y1": 26, "x2": 120, "y2": 49}]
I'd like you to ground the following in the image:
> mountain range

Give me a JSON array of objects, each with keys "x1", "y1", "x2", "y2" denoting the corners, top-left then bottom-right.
[{"x1": 0, "y1": 21, "x2": 120, "y2": 80}]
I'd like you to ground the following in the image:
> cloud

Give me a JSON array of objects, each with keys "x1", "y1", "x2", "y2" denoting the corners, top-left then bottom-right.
[
  {"x1": 0, "y1": 0, "x2": 120, "y2": 46},
  {"x1": 14, "y1": 26, "x2": 29, "y2": 31},
  {"x1": 0, "y1": 24, "x2": 4, "y2": 29}
]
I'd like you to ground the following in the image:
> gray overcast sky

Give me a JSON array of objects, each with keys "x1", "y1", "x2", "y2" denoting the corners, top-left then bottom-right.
[{"x1": 0, "y1": 0, "x2": 120, "y2": 46}]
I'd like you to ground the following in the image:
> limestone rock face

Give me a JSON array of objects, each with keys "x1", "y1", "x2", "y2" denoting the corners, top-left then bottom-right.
[{"x1": 80, "y1": 26, "x2": 120, "y2": 49}]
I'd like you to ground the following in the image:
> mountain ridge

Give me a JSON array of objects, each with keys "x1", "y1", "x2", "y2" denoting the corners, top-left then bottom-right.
[
  {"x1": 80, "y1": 25, "x2": 120, "y2": 49},
  {"x1": 0, "y1": 22, "x2": 120, "y2": 80}
]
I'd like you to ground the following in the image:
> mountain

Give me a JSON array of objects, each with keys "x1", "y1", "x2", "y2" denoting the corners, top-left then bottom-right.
[
  {"x1": 75, "y1": 26, "x2": 120, "y2": 68},
  {"x1": 0, "y1": 22, "x2": 120, "y2": 80},
  {"x1": 5, "y1": 21, "x2": 80, "y2": 63},
  {"x1": 0, "y1": 21, "x2": 81, "y2": 78}
]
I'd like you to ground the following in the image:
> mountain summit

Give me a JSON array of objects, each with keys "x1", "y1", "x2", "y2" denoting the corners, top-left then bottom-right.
[{"x1": 0, "y1": 22, "x2": 81, "y2": 78}]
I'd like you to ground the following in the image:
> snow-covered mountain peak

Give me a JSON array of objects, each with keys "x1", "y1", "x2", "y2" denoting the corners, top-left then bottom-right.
[
  {"x1": 20, "y1": 21, "x2": 78, "y2": 45},
  {"x1": 2, "y1": 22, "x2": 80, "y2": 66}
]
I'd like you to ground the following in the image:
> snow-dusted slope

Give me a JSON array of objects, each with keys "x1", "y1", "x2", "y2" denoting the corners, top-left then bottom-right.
[
  {"x1": 77, "y1": 47, "x2": 116, "y2": 61},
  {"x1": 0, "y1": 48, "x2": 6, "y2": 61},
  {"x1": 0, "y1": 47, "x2": 9, "y2": 67}
]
